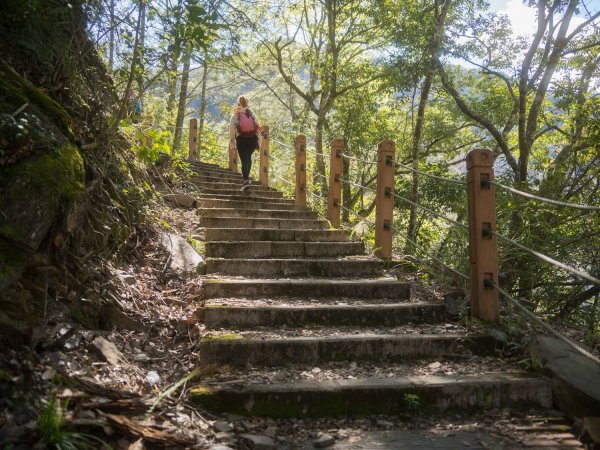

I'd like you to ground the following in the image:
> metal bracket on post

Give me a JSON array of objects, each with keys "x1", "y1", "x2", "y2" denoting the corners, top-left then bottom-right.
[
  {"x1": 260, "y1": 125, "x2": 269, "y2": 187},
  {"x1": 327, "y1": 139, "x2": 344, "y2": 228},
  {"x1": 375, "y1": 140, "x2": 395, "y2": 259},
  {"x1": 295, "y1": 135, "x2": 307, "y2": 207},
  {"x1": 467, "y1": 148, "x2": 499, "y2": 322},
  {"x1": 188, "y1": 118, "x2": 198, "y2": 161}
]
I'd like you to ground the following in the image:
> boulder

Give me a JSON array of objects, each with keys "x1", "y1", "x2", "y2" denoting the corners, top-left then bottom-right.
[
  {"x1": 159, "y1": 232, "x2": 205, "y2": 274},
  {"x1": 164, "y1": 193, "x2": 197, "y2": 208},
  {"x1": 529, "y1": 335, "x2": 600, "y2": 418}
]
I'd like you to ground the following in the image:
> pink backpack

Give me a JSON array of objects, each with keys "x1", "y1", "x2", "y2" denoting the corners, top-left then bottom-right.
[{"x1": 237, "y1": 110, "x2": 258, "y2": 136}]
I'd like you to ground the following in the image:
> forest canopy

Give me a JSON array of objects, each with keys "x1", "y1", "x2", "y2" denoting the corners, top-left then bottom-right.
[{"x1": 87, "y1": 0, "x2": 600, "y2": 333}]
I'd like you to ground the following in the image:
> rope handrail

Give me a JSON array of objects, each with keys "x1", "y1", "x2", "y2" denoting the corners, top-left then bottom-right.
[
  {"x1": 338, "y1": 203, "x2": 376, "y2": 226},
  {"x1": 392, "y1": 192, "x2": 468, "y2": 232},
  {"x1": 389, "y1": 224, "x2": 470, "y2": 281},
  {"x1": 394, "y1": 160, "x2": 466, "y2": 186},
  {"x1": 338, "y1": 176, "x2": 377, "y2": 194},
  {"x1": 489, "y1": 180, "x2": 600, "y2": 211},
  {"x1": 494, "y1": 282, "x2": 600, "y2": 364},
  {"x1": 270, "y1": 137, "x2": 295, "y2": 150},
  {"x1": 491, "y1": 230, "x2": 600, "y2": 285},
  {"x1": 343, "y1": 154, "x2": 378, "y2": 165},
  {"x1": 271, "y1": 171, "x2": 295, "y2": 187},
  {"x1": 306, "y1": 188, "x2": 328, "y2": 201}
]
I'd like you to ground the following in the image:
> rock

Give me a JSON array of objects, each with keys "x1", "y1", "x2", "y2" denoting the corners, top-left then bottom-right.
[
  {"x1": 427, "y1": 361, "x2": 442, "y2": 370},
  {"x1": 444, "y1": 290, "x2": 467, "y2": 317},
  {"x1": 164, "y1": 193, "x2": 197, "y2": 208},
  {"x1": 580, "y1": 417, "x2": 600, "y2": 447},
  {"x1": 487, "y1": 328, "x2": 509, "y2": 344},
  {"x1": 208, "y1": 445, "x2": 234, "y2": 450},
  {"x1": 529, "y1": 335, "x2": 600, "y2": 418},
  {"x1": 215, "y1": 432, "x2": 235, "y2": 443},
  {"x1": 115, "y1": 270, "x2": 136, "y2": 286},
  {"x1": 239, "y1": 434, "x2": 276, "y2": 450},
  {"x1": 99, "y1": 304, "x2": 144, "y2": 332},
  {"x1": 159, "y1": 232, "x2": 205, "y2": 273},
  {"x1": 146, "y1": 371, "x2": 160, "y2": 386},
  {"x1": 90, "y1": 336, "x2": 124, "y2": 365},
  {"x1": 128, "y1": 438, "x2": 146, "y2": 450},
  {"x1": 214, "y1": 420, "x2": 233, "y2": 432},
  {"x1": 313, "y1": 433, "x2": 335, "y2": 448}
]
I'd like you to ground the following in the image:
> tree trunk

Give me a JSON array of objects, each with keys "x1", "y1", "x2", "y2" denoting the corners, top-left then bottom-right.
[
  {"x1": 314, "y1": 114, "x2": 328, "y2": 200},
  {"x1": 167, "y1": 0, "x2": 183, "y2": 113},
  {"x1": 172, "y1": 53, "x2": 190, "y2": 155},
  {"x1": 109, "y1": 0, "x2": 115, "y2": 70},
  {"x1": 405, "y1": 0, "x2": 451, "y2": 251},
  {"x1": 197, "y1": 56, "x2": 209, "y2": 151},
  {"x1": 137, "y1": 0, "x2": 146, "y2": 99}
]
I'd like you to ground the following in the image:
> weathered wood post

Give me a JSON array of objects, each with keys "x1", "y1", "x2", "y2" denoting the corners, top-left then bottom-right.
[
  {"x1": 327, "y1": 139, "x2": 344, "y2": 228},
  {"x1": 188, "y1": 118, "x2": 198, "y2": 160},
  {"x1": 259, "y1": 125, "x2": 270, "y2": 187},
  {"x1": 467, "y1": 148, "x2": 499, "y2": 322},
  {"x1": 229, "y1": 144, "x2": 238, "y2": 173},
  {"x1": 295, "y1": 135, "x2": 307, "y2": 207},
  {"x1": 375, "y1": 140, "x2": 395, "y2": 259}
]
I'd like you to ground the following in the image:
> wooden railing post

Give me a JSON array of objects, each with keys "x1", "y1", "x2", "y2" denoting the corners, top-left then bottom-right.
[
  {"x1": 229, "y1": 144, "x2": 238, "y2": 173},
  {"x1": 295, "y1": 135, "x2": 307, "y2": 207},
  {"x1": 467, "y1": 148, "x2": 499, "y2": 322},
  {"x1": 188, "y1": 118, "x2": 198, "y2": 160},
  {"x1": 327, "y1": 138, "x2": 344, "y2": 228},
  {"x1": 375, "y1": 140, "x2": 395, "y2": 259},
  {"x1": 259, "y1": 125, "x2": 270, "y2": 187}
]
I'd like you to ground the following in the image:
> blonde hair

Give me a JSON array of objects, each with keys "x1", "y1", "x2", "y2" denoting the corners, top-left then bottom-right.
[{"x1": 237, "y1": 95, "x2": 248, "y2": 108}]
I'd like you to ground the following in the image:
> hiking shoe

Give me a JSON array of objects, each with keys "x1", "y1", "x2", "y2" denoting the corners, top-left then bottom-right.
[{"x1": 240, "y1": 180, "x2": 251, "y2": 191}]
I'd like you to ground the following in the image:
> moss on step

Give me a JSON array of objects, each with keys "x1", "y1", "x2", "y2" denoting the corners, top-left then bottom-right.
[{"x1": 200, "y1": 333, "x2": 243, "y2": 343}]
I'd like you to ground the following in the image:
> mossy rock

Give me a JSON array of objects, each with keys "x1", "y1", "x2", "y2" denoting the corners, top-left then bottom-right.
[{"x1": 0, "y1": 144, "x2": 84, "y2": 250}]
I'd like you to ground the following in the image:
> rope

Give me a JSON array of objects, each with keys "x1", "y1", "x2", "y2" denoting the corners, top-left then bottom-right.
[
  {"x1": 343, "y1": 154, "x2": 378, "y2": 165},
  {"x1": 270, "y1": 138, "x2": 295, "y2": 150},
  {"x1": 490, "y1": 180, "x2": 600, "y2": 211},
  {"x1": 271, "y1": 172, "x2": 295, "y2": 187},
  {"x1": 392, "y1": 192, "x2": 468, "y2": 232},
  {"x1": 390, "y1": 224, "x2": 470, "y2": 281},
  {"x1": 306, "y1": 188, "x2": 327, "y2": 201},
  {"x1": 338, "y1": 203, "x2": 376, "y2": 226},
  {"x1": 338, "y1": 177, "x2": 377, "y2": 194},
  {"x1": 491, "y1": 230, "x2": 600, "y2": 285},
  {"x1": 394, "y1": 160, "x2": 466, "y2": 186},
  {"x1": 494, "y1": 282, "x2": 600, "y2": 364}
]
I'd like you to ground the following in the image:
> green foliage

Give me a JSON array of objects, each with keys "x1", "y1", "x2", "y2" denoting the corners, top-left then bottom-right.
[
  {"x1": 402, "y1": 393, "x2": 421, "y2": 414},
  {"x1": 37, "y1": 397, "x2": 108, "y2": 450}
]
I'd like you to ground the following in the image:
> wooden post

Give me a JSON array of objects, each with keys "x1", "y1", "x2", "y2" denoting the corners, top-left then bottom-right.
[
  {"x1": 188, "y1": 118, "x2": 198, "y2": 160},
  {"x1": 327, "y1": 139, "x2": 344, "y2": 228},
  {"x1": 467, "y1": 148, "x2": 499, "y2": 322},
  {"x1": 229, "y1": 144, "x2": 238, "y2": 173},
  {"x1": 295, "y1": 135, "x2": 307, "y2": 207},
  {"x1": 375, "y1": 140, "x2": 395, "y2": 259},
  {"x1": 259, "y1": 125, "x2": 270, "y2": 187}
]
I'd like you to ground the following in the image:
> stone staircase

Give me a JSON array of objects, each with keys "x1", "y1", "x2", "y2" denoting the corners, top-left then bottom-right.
[{"x1": 187, "y1": 161, "x2": 553, "y2": 419}]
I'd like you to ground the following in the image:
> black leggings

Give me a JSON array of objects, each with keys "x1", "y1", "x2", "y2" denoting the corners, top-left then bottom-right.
[{"x1": 236, "y1": 135, "x2": 259, "y2": 180}]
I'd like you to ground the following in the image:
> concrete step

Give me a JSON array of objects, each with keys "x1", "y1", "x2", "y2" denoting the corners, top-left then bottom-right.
[
  {"x1": 197, "y1": 192, "x2": 293, "y2": 204},
  {"x1": 186, "y1": 160, "x2": 224, "y2": 170},
  {"x1": 189, "y1": 373, "x2": 552, "y2": 417},
  {"x1": 193, "y1": 181, "x2": 274, "y2": 191},
  {"x1": 197, "y1": 302, "x2": 445, "y2": 328},
  {"x1": 198, "y1": 208, "x2": 317, "y2": 220},
  {"x1": 197, "y1": 334, "x2": 496, "y2": 367},
  {"x1": 191, "y1": 174, "x2": 245, "y2": 184},
  {"x1": 203, "y1": 278, "x2": 410, "y2": 299},
  {"x1": 205, "y1": 257, "x2": 384, "y2": 277},
  {"x1": 204, "y1": 241, "x2": 365, "y2": 258},
  {"x1": 202, "y1": 228, "x2": 351, "y2": 242},
  {"x1": 195, "y1": 188, "x2": 284, "y2": 198},
  {"x1": 198, "y1": 217, "x2": 328, "y2": 230},
  {"x1": 196, "y1": 198, "x2": 303, "y2": 211}
]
